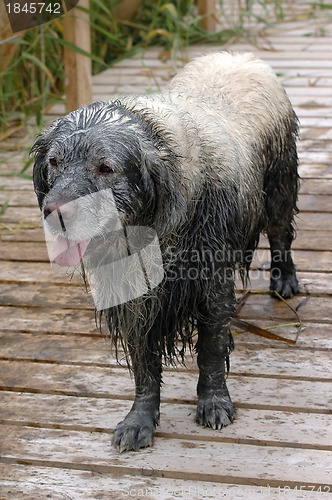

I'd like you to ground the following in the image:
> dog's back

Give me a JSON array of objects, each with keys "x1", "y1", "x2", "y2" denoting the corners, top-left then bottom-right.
[
  {"x1": 120, "y1": 52, "x2": 298, "y2": 220},
  {"x1": 168, "y1": 52, "x2": 293, "y2": 134}
]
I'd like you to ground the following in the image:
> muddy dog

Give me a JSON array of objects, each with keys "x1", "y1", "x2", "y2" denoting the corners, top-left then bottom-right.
[{"x1": 32, "y1": 52, "x2": 300, "y2": 452}]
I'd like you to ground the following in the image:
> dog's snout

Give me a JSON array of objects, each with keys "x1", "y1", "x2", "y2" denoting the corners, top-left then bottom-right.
[{"x1": 43, "y1": 201, "x2": 74, "y2": 220}]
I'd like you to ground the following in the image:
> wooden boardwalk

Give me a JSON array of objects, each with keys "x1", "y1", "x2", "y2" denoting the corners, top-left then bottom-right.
[{"x1": 0, "y1": 8, "x2": 332, "y2": 500}]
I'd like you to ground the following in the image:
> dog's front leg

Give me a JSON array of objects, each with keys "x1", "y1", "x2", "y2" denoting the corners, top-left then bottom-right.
[
  {"x1": 195, "y1": 291, "x2": 236, "y2": 430},
  {"x1": 112, "y1": 340, "x2": 161, "y2": 453}
]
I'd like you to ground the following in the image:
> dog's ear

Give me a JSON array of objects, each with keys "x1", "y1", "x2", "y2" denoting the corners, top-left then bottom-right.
[
  {"x1": 142, "y1": 148, "x2": 188, "y2": 237},
  {"x1": 30, "y1": 126, "x2": 54, "y2": 209}
]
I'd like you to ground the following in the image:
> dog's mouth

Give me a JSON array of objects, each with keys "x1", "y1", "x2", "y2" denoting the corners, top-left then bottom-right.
[{"x1": 53, "y1": 235, "x2": 91, "y2": 267}]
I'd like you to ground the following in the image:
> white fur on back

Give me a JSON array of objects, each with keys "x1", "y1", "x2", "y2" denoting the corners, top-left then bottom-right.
[
  {"x1": 168, "y1": 52, "x2": 291, "y2": 130},
  {"x1": 120, "y1": 52, "x2": 294, "y2": 199}
]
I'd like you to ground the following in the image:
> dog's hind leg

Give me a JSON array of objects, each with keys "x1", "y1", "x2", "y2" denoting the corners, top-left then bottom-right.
[
  {"x1": 112, "y1": 337, "x2": 161, "y2": 452},
  {"x1": 195, "y1": 286, "x2": 236, "y2": 429},
  {"x1": 264, "y1": 136, "x2": 301, "y2": 299},
  {"x1": 268, "y1": 227, "x2": 300, "y2": 299}
]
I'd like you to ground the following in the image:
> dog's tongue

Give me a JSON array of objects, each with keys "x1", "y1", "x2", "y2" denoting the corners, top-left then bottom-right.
[{"x1": 53, "y1": 236, "x2": 90, "y2": 267}]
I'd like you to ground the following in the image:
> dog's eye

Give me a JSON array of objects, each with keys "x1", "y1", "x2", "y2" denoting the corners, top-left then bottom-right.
[
  {"x1": 99, "y1": 164, "x2": 114, "y2": 174},
  {"x1": 49, "y1": 158, "x2": 58, "y2": 167}
]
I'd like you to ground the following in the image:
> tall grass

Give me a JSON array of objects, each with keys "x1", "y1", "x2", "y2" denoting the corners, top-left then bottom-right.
[{"x1": 0, "y1": 21, "x2": 65, "y2": 139}]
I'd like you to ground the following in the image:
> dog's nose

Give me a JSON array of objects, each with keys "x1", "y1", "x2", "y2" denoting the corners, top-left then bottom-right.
[{"x1": 43, "y1": 201, "x2": 73, "y2": 220}]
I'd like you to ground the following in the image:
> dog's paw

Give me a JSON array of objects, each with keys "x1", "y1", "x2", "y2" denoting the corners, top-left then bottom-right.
[
  {"x1": 112, "y1": 411, "x2": 156, "y2": 453},
  {"x1": 196, "y1": 391, "x2": 236, "y2": 430},
  {"x1": 270, "y1": 272, "x2": 300, "y2": 299}
]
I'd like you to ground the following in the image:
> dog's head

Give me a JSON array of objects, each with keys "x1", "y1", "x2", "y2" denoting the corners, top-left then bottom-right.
[{"x1": 31, "y1": 100, "x2": 186, "y2": 267}]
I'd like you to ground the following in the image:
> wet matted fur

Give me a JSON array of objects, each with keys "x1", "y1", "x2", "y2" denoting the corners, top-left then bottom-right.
[{"x1": 32, "y1": 52, "x2": 300, "y2": 452}]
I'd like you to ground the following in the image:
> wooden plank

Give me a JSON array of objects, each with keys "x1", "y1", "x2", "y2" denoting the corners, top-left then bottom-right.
[
  {"x1": 0, "y1": 360, "x2": 330, "y2": 411},
  {"x1": 301, "y1": 129, "x2": 332, "y2": 141},
  {"x1": 0, "y1": 261, "x2": 79, "y2": 284},
  {"x1": 91, "y1": 84, "x2": 332, "y2": 99},
  {"x1": 0, "y1": 464, "x2": 324, "y2": 500},
  {"x1": 92, "y1": 70, "x2": 332, "y2": 90},
  {"x1": 230, "y1": 347, "x2": 332, "y2": 380},
  {"x1": 0, "y1": 425, "x2": 330, "y2": 488},
  {"x1": 0, "y1": 305, "x2": 331, "y2": 349},
  {"x1": 290, "y1": 96, "x2": 332, "y2": 107},
  {"x1": 93, "y1": 65, "x2": 332, "y2": 85},
  {"x1": 239, "y1": 294, "x2": 332, "y2": 324},
  {"x1": 223, "y1": 45, "x2": 332, "y2": 57},
  {"x1": 93, "y1": 66, "x2": 180, "y2": 80},
  {"x1": 298, "y1": 167, "x2": 332, "y2": 181},
  {"x1": 300, "y1": 117, "x2": 332, "y2": 128},
  {"x1": 283, "y1": 78, "x2": 332, "y2": 88},
  {"x1": 298, "y1": 194, "x2": 332, "y2": 212},
  {"x1": 300, "y1": 139, "x2": 332, "y2": 150},
  {"x1": 0, "y1": 332, "x2": 111, "y2": 366},
  {"x1": 0, "y1": 206, "x2": 40, "y2": 224},
  {"x1": 0, "y1": 331, "x2": 331, "y2": 380},
  {"x1": 63, "y1": 0, "x2": 92, "y2": 112},
  {"x1": 299, "y1": 150, "x2": 332, "y2": 164},
  {"x1": 274, "y1": 27, "x2": 332, "y2": 37},
  {"x1": 0, "y1": 283, "x2": 95, "y2": 309},
  {"x1": 0, "y1": 158, "x2": 29, "y2": 176},
  {"x1": 0, "y1": 242, "x2": 49, "y2": 261},
  {"x1": 295, "y1": 107, "x2": 332, "y2": 119},
  {"x1": 113, "y1": 54, "x2": 332, "y2": 70},
  {"x1": 0, "y1": 227, "x2": 45, "y2": 242},
  {"x1": 1, "y1": 392, "x2": 331, "y2": 450},
  {"x1": 0, "y1": 306, "x2": 97, "y2": 335},
  {"x1": 0, "y1": 190, "x2": 38, "y2": 206},
  {"x1": 0, "y1": 177, "x2": 33, "y2": 191},
  {"x1": 252, "y1": 35, "x2": 332, "y2": 44},
  {"x1": 254, "y1": 248, "x2": 332, "y2": 272},
  {"x1": 300, "y1": 136, "x2": 332, "y2": 149},
  {"x1": 259, "y1": 232, "x2": 332, "y2": 251},
  {"x1": 0, "y1": 302, "x2": 96, "y2": 329},
  {"x1": 231, "y1": 44, "x2": 332, "y2": 57},
  {"x1": 92, "y1": 78, "x2": 165, "y2": 91},
  {"x1": 0, "y1": 280, "x2": 331, "y2": 318},
  {"x1": 125, "y1": 41, "x2": 332, "y2": 58},
  {"x1": 234, "y1": 322, "x2": 332, "y2": 350}
]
